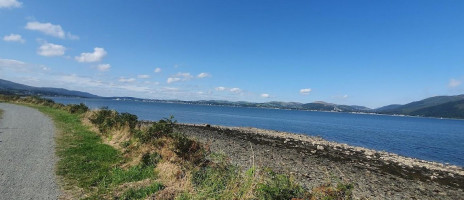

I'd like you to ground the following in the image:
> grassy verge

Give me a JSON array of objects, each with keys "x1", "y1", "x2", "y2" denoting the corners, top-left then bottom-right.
[
  {"x1": 0, "y1": 108, "x2": 3, "y2": 119},
  {"x1": 10, "y1": 98, "x2": 161, "y2": 199},
  {"x1": 0, "y1": 95, "x2": 353, "y2": 199}
]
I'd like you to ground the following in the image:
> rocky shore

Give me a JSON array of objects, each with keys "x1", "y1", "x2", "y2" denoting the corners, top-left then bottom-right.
[{"x1": 172, "y1": 123, "x2": 463, "y2": 199}]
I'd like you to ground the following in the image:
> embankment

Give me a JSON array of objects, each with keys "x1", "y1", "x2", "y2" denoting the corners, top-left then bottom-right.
[{"x1": 171, "y1": 123, "x2": 463, "y2": 199}]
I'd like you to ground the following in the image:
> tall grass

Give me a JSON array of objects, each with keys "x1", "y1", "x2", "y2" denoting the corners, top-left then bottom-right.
[{"x1": 0, "y1": 95, "x2": 353, "y2": 199}]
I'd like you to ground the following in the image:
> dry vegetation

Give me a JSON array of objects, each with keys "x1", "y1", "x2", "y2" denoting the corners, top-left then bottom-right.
[{"x1": 0, "y1": 95, "x2": 352, "y2": 199}]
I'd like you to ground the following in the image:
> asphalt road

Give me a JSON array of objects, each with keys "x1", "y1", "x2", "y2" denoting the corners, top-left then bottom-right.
[{"x1": 0, "y1": 103, "x2": 59, "y2": 200}]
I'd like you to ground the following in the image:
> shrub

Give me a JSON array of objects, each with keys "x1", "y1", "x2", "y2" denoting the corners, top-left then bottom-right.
[
  {"x1": 65, "y1": 103, "x2": 89, "y2": 114},
  {"x1": 0, "y1": 94, "x2": 20, "y2": 102},
  {"x1": 147, "y1": 122, "x2": 172, "y2": 138},
  {"x1": 172, "y1": 133, "x2": 207, "y2": 164},
  {"x1": 89, "y1": 108, "x2": 118, "y2": 134},
  {"x1": 141, "y1": 152, "x2": 162, "y2": 167},
  {"x1": 311, "y1": 182, "x2": 353, "y2": 200},
  {"x1": 121, "y1": 140, "x2": 131, "y2": 148},
  {"x1": 135, "y1": 116, "x2": 176, "y2": 143},
  {"x1": 118, "y1": 112, "x2": 138, "y2": 130},
  {"x1": 256, "y1": 169, "x2": 306, "y2": 200}
]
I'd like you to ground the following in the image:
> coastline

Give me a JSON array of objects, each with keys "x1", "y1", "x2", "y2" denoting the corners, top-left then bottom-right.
[
  {"x1": 104, "y1": 97, "x2": 464, "y2": 121},
  {"x1": 49, "y1": 96, "x2": 464, "y2": 121},
  {"x1": 140, "y1": 121, "x2": 464, "y2": 199}
]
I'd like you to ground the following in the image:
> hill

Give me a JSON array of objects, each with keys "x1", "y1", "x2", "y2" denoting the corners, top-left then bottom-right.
[
  {"x1": 409, "y1": 99, "x2": 464, "y2": 119},
  {"x1": 0, "y1": 79, "x2": 99, "y2": 98},
  {"x1": 375, "y1": 95, "x2": 464, "y2": 119},
  {"x1": 378, "y1": 95, "x2": 464, "y2": 114},
  {"x1": 2, "y1": 78, "x2": 463, "y2": 119}
]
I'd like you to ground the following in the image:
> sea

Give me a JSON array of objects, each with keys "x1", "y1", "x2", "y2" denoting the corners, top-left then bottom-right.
[{"x1": 49, "y1": 97, "x2": 464, "y2": 167}]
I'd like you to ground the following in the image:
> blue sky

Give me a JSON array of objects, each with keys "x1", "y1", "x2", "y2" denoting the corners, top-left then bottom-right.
[{"x1": 1, "y1": 0, "x2": 463, "y2": 108}]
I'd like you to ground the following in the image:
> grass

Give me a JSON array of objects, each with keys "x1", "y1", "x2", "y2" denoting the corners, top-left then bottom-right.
[
  {"x1": 33, "y1": 106, "x2": 121, "y2": 194},
  {"x1": 106, "y1": 165, "x2": 156, "y2": 186},
  {"x1": 120, "y1": 182, "x2": 164, "y2": 200},
  {"x1": 0, "y1": 108, "x2": 3, "y2": 119},
  {"x1": 25, "y1": 103, "x2": 159, "y2": 199},
  {"x1": 0, "y1": 95, "x2": 353, "y2": 199}
]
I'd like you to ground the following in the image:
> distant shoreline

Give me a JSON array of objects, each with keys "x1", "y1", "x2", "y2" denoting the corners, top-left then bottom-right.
[{"x1": 49, "y1": 96, "x2": 464, "y2": 121}]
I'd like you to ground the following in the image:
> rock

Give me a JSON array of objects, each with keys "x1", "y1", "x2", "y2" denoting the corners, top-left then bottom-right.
[{"x1": 172, "y1": 124, "x2": 464, "y2": 199}]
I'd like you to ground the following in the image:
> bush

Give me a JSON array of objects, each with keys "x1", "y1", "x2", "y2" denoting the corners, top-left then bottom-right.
[
  {"x1": 118, "y1": 112, "x2": 138, "y2": 130},
  {"x1": 89, "y1": 109, "x2": 139, "y2": 134},
  {"x1": 121, "y1": 140, "x2": 131, "y2": 148},
  {"x1": 256, "y1": 169, "x2": 306, "y2": 200},
  {"x1": 172, "y1": 133, "x2": 207, "y2": 164},
  {"x1": 135, "y1": 116, "x2": 176, "y2": 143},
  {"x1": 311, "y1": 182, "x2": 353, "y2": 200},
  {"x1": 65, "y1": 103, "x2": 89, "y2": 114},
  {"x1": 141, "y1": 152, "x2": 162, "y2": 167},
  {"x1": 89, "y1": 108, "x2": 117, "y2": 134}
]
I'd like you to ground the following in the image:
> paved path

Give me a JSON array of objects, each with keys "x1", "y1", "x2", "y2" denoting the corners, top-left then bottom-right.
[{"x1": 0, "y1": 103, "x2": 59, "y2": 200}]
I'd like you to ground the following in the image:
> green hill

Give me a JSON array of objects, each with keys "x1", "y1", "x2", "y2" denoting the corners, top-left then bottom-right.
[
  {"x1": 410, "y1": 100, "x2": 464, "y2": 119},
  {"x1": 376, "y1": 95, "x2": 464, "y2": 119},
  {"x1": 0, "y1": 79, "x2": 99, "y2": 98}
]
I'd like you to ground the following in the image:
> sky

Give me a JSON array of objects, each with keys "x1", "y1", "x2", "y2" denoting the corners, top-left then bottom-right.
[{"x1": 1, "y1": 0, "x2": 464, "y2": 108}]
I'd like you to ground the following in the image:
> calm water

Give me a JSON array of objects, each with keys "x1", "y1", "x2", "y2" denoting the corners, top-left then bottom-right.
[{"x1": 50, "y1": 97, "x2": 464, "y2": 166}]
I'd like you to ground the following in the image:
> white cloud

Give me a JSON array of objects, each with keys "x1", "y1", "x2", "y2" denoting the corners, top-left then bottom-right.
[
  {"x1": 117, "y1": 85, "x2": 150, "y2": 92},
  {"x1": 37, "y1": 42, "x2": 65, "y2": 57},
  {"x1": 25, "y1": 21, "x2": 77, "y2": 39},
  {"x1": 449, "y1": 78, "x2": 461, "y2": 88},
  {"x1": 167, "y1": 77, "x2": 181, "y2": 84},
  {"x1": 261, "y1": 93, "x2": 270, "y2": 98},
  {"x1": 176, "y1": 72, "x2": 193, "y2": 79},
  {"x1": 96, "y1": 64, "x2": 111, "y2": 72},
  {"x1": 75, "y1": 47, "x2": 107, "y2": 62},
  {"x1": 197, "y1": 72, "x2": 210, "y2": 78},
  {"x1": 0, "y1": 58, "x2": 52, "y2": 73},
  {"x1": 119, "y1": 77, "x2": 136, "y2": 83},
  {"x1": 58, "y1": 74, "x2": 103, "y2": 87},
  {"x1": 66, "y1": 32, "x2": 79, "y2": 40},
  {"x1": 230, "y1": 88, "x2": 242, "y2": 93},
  {"x1": 3, "y1": 34, "x2": 25, "y2": 43},
  {"x1": 300, "y1": 88, "x2": 312, "y2": 95},
  {"x1": 215, "y1": 86, "x2": 226, "y2": 91},
  {"x1": 343, "y1": 94, "x2": 348, "y2": 99},
  {"x1": 154, "y1": 67, "x2": 161, "y2": 73},
  {"x1": 166, "y1": 72, "x2": 193, "y2": 84},
  {"x1": 0, "y1": 0, "x2": 22, "y2": 8},
  {"x1": 0, "y1": 58, "x2": 26, "y2": 68},
  {"x1": 137, "y1": 74, "x2": 150, "y2": 79}
]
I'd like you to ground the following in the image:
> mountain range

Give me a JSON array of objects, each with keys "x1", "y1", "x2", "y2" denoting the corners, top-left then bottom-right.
[
  {"x1": 1, "y1": 78, "x2": 463, "y2": 119},
  {"x1": 375, "y1": 95, "x2": 464, "y2": 118},
  {"x1": 0, "y1": 79, "x2": 98, "y2": 98}
]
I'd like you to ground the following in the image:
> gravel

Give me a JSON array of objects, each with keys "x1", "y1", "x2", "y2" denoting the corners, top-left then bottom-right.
[
  {"x1": 175, "y1": 124, "x2": 464, "y2": 200},
  {"x1": 0, "y1": 103, "x2": 59, "y2": 200}
]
